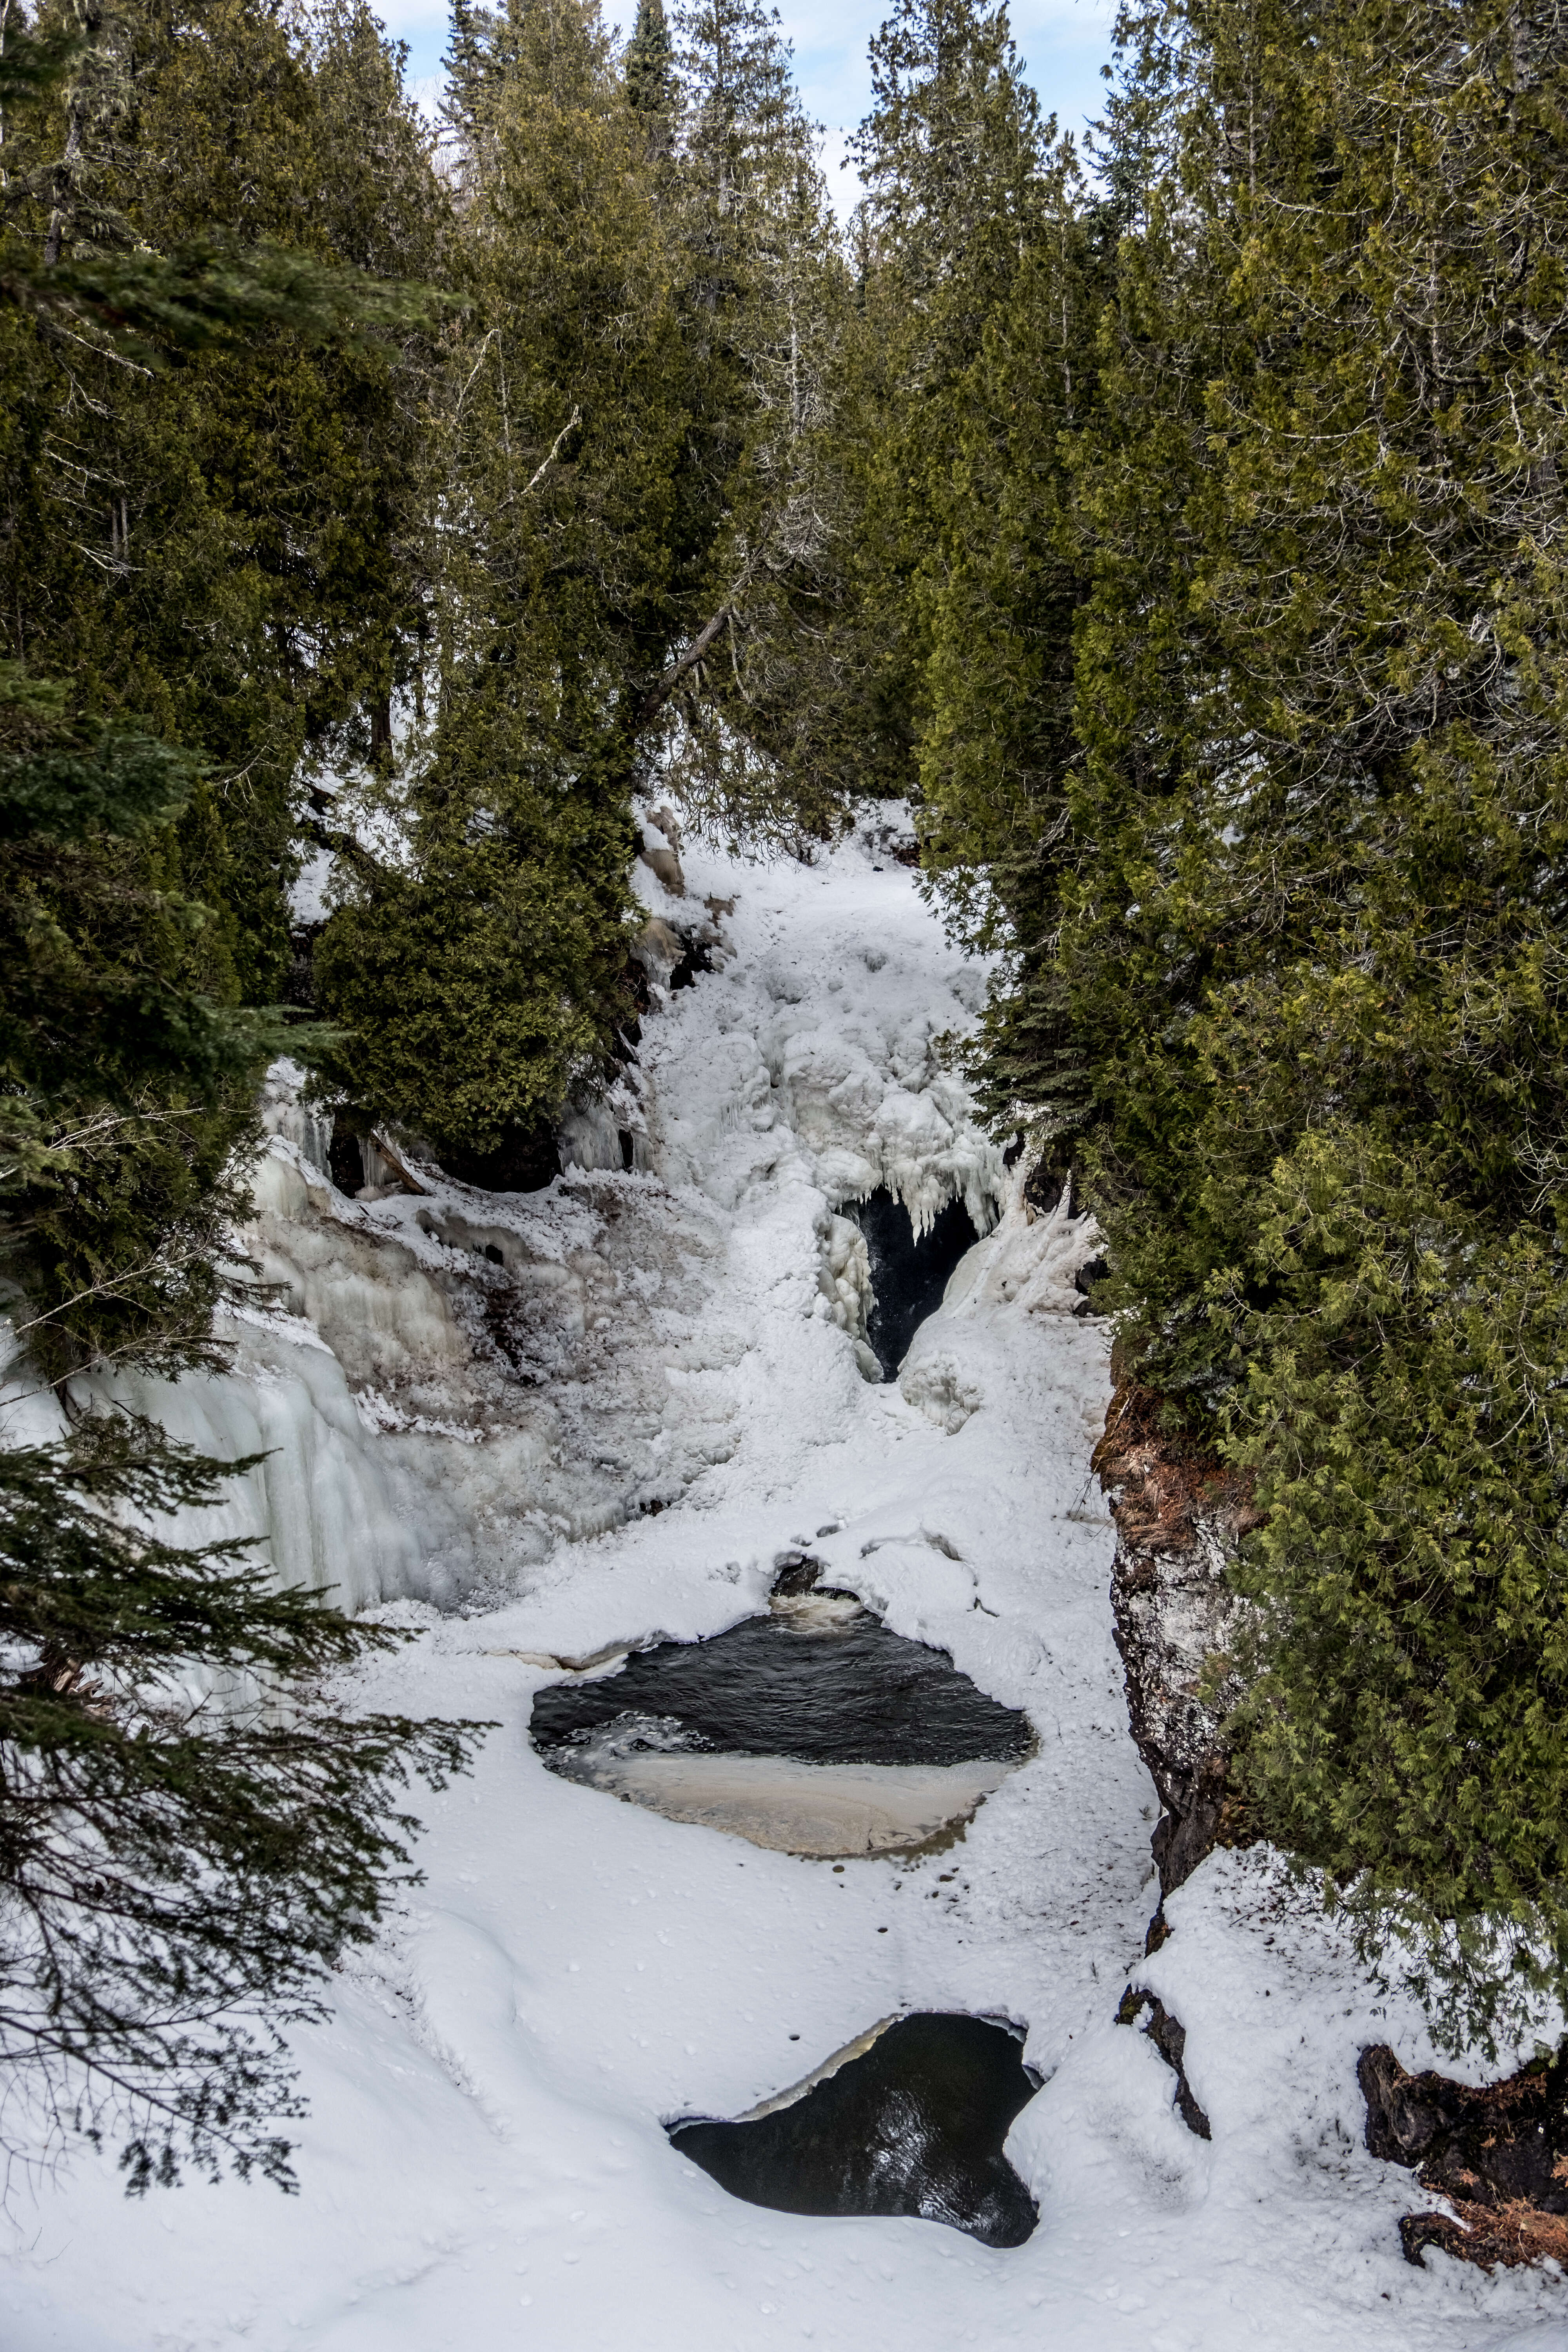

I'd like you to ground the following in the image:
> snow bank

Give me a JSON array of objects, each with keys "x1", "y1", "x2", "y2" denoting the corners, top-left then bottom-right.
[{"x1": 7, "y1": 806, "x2": 1564, "y2": 2352}]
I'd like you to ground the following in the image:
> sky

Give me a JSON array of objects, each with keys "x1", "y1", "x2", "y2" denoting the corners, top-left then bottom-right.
[{"x1": 393, "y1": 0, "x2": 1121, "y2": 216}]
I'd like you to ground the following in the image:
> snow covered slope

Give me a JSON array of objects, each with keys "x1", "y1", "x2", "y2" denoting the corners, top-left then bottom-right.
[{"x1": 4, "y1": 816, "x2": 1566, "y2": 2350}]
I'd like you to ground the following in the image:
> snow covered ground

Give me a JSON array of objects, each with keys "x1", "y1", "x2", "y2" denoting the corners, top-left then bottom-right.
[{"x1": 5, "y1": 817, "x2": 1568, "y2": 2350}]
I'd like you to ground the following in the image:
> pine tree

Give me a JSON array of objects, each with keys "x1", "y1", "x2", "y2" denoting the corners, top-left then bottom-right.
[
  {"x1": 625, "y1": 0, "x2": 675, "y2": 136},
  {"x1": 819, "y1": 0, "x2": 1052, "y2": 812},
  {"x1": 439, "y1": 0, "x2": 512, "y2": 196},
  {"x1": 316, "y1": 0, "x2": 698, "y2": 1156},
  {"x1": 0, "y1": 660, "x2": 485, "y2": 2185},
  {"x1": 317, "y1": 0, "x2": 854, "y2": 1140},
  {"x1": 914, "y1": 137, "x2": 1107, "y2": 973},
  {"x1": 657, "y1": 0, "x2": 851, "y2": 835},
  {"x1": 0, "y1": 0, "x2": 443, "y2": 1001},
  {"x1": 1004, "y1": 0, "x2": 1568, "y2": 2046},
  {"x1": 0, "y1": 1412, "x2": 481, "y2": 2190},
  {"x1": 0, "y1": 666, "x2": 272, "y2": 1377}
]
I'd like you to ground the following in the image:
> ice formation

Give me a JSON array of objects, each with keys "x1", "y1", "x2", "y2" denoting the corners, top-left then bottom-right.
[
  {"x1": 6, "y1": 804, "x2": 1564, "y2": 2352},
  {"x1": 3, "y1": 804, "x2": 1009, "y2": 1622}
]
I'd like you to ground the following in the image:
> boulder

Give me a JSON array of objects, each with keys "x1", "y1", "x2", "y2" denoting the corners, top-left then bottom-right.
[
  {"x1": 1116, "y1": 1987, "x2": 1211, "y2": 2139},
  {"x1": 1360, "y1": 2040, "x2": 1568, "y2": 2270}
]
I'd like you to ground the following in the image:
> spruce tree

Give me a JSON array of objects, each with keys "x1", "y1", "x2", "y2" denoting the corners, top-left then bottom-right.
[
  {"x1": 998, "y1": 0, "x2": 1568, "y2": 2045},
  {"x1": 0, "y1": 1414, "x2": 480, "y2": 2191}
]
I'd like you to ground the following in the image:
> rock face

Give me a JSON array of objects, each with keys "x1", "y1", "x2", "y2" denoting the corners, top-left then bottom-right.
[
  {"x1": 1116, "y1": 1988, "x2": 1212, "y2": 2139},
  {"x1": 1359, "y1": 2042, "x2": 1568, "y2": 2270},
  {"x1": 1093, "y1": 1388, "x2": 1261, "y2": 1901}
]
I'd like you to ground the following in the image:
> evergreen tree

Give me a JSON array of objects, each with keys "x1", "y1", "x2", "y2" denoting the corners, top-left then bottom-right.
[
  {"x1": 0, "y1": 1412, "x2": 480, "y2": 2190},
  {"x1": 317, "y1": 0, "x2": 851, "y2": 1142},
  {"x1": 991, "y1": 0, "x2": 1568, "y2": 2045},
  {"x1": 316, "y1": 0, "x2": 702, "y2": 1157},
  {"x1": 0, "y1": 657, "x2": 485, "y2": 2185},
  {"x1": 0, "y1": 667, "x2": 272, "y2": 1377},
  {"x1": 825, "y1": 0, "x2": 1053, "y2": 811},
  {"x1": 659, "y1": 0, "x2": 851, "y2": 835},
  {"x1": 0, "y1": 26, "x2": 485, "y2": 2182},
  {"x1": 439, "y1": 0, "x2": 512, "y2": 196},
  {"x1": 0, "y1": 0, "x2": 441, "y2": 1359},
  {"x1": 625, "y1": 0, "x2": 675, "y2": 134},
  {"x1": 914, "y1": 137, "x2": 1107, "y2": 976},
  {"x1": 0, "y1": 0, "x2": 443, "y2": 1002}
]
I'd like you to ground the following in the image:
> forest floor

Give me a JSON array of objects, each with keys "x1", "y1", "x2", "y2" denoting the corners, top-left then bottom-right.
[{"x1": 5, "y1": 819, "x2": 1566, "y2": 2352}]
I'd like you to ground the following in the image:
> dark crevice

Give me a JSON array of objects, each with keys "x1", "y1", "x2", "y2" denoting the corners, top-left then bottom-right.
[
  {"x1": 437, "y1": 1122, "x2": 561, "y2": 1194},
  {"x1": 669, "y1": 936, "x2": 713, "y2": 991},
  {"x1": 846, "y1": 1189, "x2": 982, "y2": 1377},
  {"x1": 284, "y1": 919, "x2": 323, "y2": 1010},
  {"x1": 327, "y1": 1123, "x2": 367, "y2": 1198}
]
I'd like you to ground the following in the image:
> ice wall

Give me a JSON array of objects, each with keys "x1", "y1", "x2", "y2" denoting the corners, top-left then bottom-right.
[{"x1": 2, "y1": 805, "x2": 1012, "y2": 1616}]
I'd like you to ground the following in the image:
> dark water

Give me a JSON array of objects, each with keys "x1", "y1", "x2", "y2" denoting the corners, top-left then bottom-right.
[
  {"x1": 671, "y1": 2013, "x2": 1040, "y2": 2247},
  {"x1": 529, "y1": 1610, "x2": 1033, "y2": 1769},
  {"x1": 847, "y1": 1189, "x2": 981, "y2": 1376}
]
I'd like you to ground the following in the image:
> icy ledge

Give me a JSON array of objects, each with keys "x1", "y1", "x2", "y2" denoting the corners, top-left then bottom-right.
[{"x1": 0, "y1": 806, "x2": 1018, "y2": 1615}]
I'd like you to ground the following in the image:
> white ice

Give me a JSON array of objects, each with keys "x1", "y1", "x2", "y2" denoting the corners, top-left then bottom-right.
[{"x1": 4, "y1": 811, "x2": 1566, "y2": 2350}]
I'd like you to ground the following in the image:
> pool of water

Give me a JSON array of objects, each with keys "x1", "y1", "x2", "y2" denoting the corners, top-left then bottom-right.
[
  {"x1": 670, "y1": 2012, "x2": 1040, "y2": 2247},
  {"x1": 530, "y1": 1605, "x2": 1033, "y2": 1769},
  {"x1": 529, "y1": 1599, "x2": 1034, "y2": 1855}
]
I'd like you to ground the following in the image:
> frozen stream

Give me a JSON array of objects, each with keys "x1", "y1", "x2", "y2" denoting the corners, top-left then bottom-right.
[{"x1": 5, "y1": 815, "x2": 1565, "y2": 2349}]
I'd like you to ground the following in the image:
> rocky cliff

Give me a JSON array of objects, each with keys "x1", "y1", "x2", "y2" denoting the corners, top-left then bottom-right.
[{"x1": 1093, "y1": 1387, "x2": 1260, "y2": 1909}]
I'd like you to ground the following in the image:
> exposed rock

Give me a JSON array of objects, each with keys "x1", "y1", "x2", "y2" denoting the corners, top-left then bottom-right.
[
  {"x1": 1359, "y1": 2040, "x2": 1568, "y2": 2270},
  {"x1": 640, "y1": 838, "x2": 686, "y2": 897},
  {"x1": 1116, "y1": 1987, "x2": 1212, "y2": 2139},
  {"x1": 1071, "y1": 1252, "x2": 1107, "y2": 1314},
  {"x1": 648, "y1": 800, "x2": 684, "y2": 854},
  {"x1": 640, "y1": 805, "x2": 687, "y2": 897},
  {"x1": 632, "y1": 915, "x2": 687, "y2": 991},
  {"x1": 1093, "y1": 1387, "x2": 1261, "y2": 1902}
]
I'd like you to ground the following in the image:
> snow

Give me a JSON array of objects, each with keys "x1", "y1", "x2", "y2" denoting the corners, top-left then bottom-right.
[{"x1": 5, "y1": 809, "x2": 1568, "y2": 2348}]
